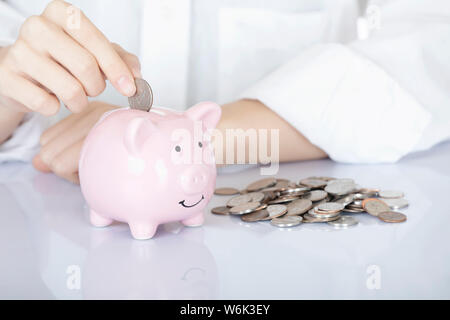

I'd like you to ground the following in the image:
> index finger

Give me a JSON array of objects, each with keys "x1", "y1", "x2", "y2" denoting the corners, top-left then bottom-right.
[{"x1": 42, "y1": 0, "x2": 136, "y2": 97}]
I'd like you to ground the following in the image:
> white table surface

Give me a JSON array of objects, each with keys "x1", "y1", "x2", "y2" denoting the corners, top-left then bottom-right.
[{"x1": 1, "y1": 142, "x2": 450, "y2": 300}]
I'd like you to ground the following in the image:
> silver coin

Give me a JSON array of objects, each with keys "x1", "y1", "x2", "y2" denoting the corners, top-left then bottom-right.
[
  {"x1": 229, "y1": 201, "x2": 261, "y2": 215},
  {"x1": 351, "y1": 199, "x2": 363, "y2": 207},
  {"x1": 353, "y1": 193, "x2": 371, "y2": 200},
  {"x1": 128, "y1": 78, "x2": 153, "y2": 112},
  {"x1": 313, "y1": 197, "x2": 331, "y2": 206},
  {"x1": 309, "y1": 208, "x2": 341, "y2": 219},
  {"x1": 286, "y1": 199, "x2": 313, "y2": 216},
  {"x1": 317, "y1": 202, "x2": 345, "y2": 212},
  {"x1": 298, "y1": 178, "x2": 327, "y2": 189},
  {"x1": 262, "y1": 204, "x2": 288, "y2": 220},
  {"x1": 309, "y1": 176, "x2": 336, "y2": 182},
  {"x1": 324, "y1": 183, "x2": 358, "y2": 196},
  {"x1": 381, "y1": 198, "x2": 409, "y2": 210},
  {"x1": 247, "y1": 192, "x2": 265, "y2": 203},
  {"x1": 280, "y1": 186, "x2": 309, "y2": 195},
  {"x1": 211, "y1": 206, "x2": 230, "y2": 215},
  {"x1": 254, "y1": 203, "x2": 268, "y2": 211},
  {"x1": 302, "y1": 190, "x2": 328, "y2": 202},
  {"x1": 327, "y1": 178, "x2": 355, "y2": 185},
  {"x1": 289, "y1": 215, "x2": 304, "y2": 222},
  {"x1": 303, "y1": 213, "x2": 341, "y2": 223},
  {"x1": 227, "y1": 194, "x2": 252, "y2": 207},
  {"x1": 246, "y1": 177, "x2": 277, "y2": 192},
  {"x1": 363, "y1": 199, "x2": 390, "y2": 217},
  {"x1": 214, "y1": 187, "x2": 240, "y2": 195},
  {"x1": 261, "y1": 184, "x2": 286, "y2": 193},
  {"x1": 268, "y1": 196, "x2": 299, "y2": 204},
  {"x1": 346, "y1": 205, "x2": 365, "y2": 211},
  {"x1": 328, "y1": 216, "x2": 359, "y2": 228},
  {"x1": 378, "y1": 211, "x2": 407, "y2": 223},
  {"x1": 273, "y1": 179, "x2": 290, "y2": 189},
  {"x1": 270, "y1": 216, "x2": 302, "y2": 228},
  {"x1": 378, "y1": 190, "x2": 405, "y2": 199},
  {"x1": 334, "y1": 194, "x2": 355, "y2": 206},
  {"x1": 343, "y1": 207, "x2": 365, "y2": 213},
  {"x1": 227, "y1": 192, "x2": 264, "y2": 207},
  {"x1": 241, "y1": 209, "x2": 269, "y2": 222},
  {"x1": 261, "y1": 191, "x2": 278, "y2": 203},
  {"x1": 357, "y1": 188, "x2": 379, "y2": 197}
]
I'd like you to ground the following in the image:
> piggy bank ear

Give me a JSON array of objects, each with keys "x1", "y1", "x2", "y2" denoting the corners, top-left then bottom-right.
[
  {"x1": 185, "y1": 102, "x2": 222, "y2": 130},
  {"x1": 124, "y1": 117, "x2": 158, "y2": 156}
]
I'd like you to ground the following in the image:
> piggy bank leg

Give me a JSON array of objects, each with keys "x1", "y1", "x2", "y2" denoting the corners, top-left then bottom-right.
[
  {"x1": 90, "y1": 209, "x2": 114, "y2": 227},
  {"x1": 128, "y1": 222, "x2": 158, "y2": 240},
  {"x1": 182, "y1": 212, "x2": 204, "y2": 227}
]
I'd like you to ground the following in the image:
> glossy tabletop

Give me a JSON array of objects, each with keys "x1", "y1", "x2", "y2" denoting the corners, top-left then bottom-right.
[{"x1": 1, "y1": 142, "x2": 450, "y2": 299}]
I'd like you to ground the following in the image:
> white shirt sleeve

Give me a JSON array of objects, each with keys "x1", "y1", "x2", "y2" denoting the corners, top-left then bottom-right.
[
  {"x1": 0, "y1": 0, "x2": 24, "y2": 47},
  {"x1": 0, "y1": 113, "x2": 50, "y2": 163},
  {"x1": 0, "y1": 1, "x2": 51, "y2": 163},
  {"x1": 241, "y1": 0, "x2": 450, "y2": 163}
]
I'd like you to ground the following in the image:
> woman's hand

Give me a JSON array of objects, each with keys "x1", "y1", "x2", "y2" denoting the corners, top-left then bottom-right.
[
  {"x1": 33, "y1": 101, "x2": 118, "y2": 184},
  {"x1": 0, "y1": 0, "x2": 141, "y2": 117}
]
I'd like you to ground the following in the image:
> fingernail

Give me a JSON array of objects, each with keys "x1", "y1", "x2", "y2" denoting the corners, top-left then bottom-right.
[{"x1": 117, "y1": 76, "x2": 136, "y2": 96}]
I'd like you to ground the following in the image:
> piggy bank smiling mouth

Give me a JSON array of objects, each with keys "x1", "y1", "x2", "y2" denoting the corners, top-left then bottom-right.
[{"x1": 179, "y1": 195, "x2": 205, "y2": 208}]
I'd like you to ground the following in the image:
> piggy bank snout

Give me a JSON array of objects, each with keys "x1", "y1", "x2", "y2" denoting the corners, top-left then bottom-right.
[{"x1": 180, "y1": 167, "x2": 209, "y2": 195}]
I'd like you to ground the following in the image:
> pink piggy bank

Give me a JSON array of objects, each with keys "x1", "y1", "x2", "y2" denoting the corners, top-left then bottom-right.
[{"x1": 79, "y1": 102, "x2": 221, "y2": 240}]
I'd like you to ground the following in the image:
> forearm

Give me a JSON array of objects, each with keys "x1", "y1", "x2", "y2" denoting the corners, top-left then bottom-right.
[
  {"x1": 216, "y1": 99, "x2": 327, "y2": 165},
  {"x1": 0, "y1": 106, "x2": 25, "y2": 144}
]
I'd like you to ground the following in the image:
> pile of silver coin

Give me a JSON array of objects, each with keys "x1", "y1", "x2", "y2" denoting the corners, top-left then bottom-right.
[{"x1": 212, "y1": 177, "x2": 408, "y2": 229}]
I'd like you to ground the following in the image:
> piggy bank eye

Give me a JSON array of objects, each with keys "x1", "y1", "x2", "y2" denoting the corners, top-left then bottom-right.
[
  {"x1": 175, "y1": 145, "x2": 181, "y2": 152},
  {"x1": 198, "y1": 142, "x2": 203, "y2": 148}
]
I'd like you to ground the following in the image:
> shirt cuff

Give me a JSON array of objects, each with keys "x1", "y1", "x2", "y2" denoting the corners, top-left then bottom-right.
[{"x1": 240, "y1": 43, "x2": 432, "y2": 163}]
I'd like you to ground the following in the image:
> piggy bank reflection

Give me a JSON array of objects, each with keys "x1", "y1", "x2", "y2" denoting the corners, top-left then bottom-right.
[
  {"x1": 83, "y1": 226, "x2": 219, "y2": 299},
  {"x1": 79, "y1": 102, "x2": 221, "y2": 239}
]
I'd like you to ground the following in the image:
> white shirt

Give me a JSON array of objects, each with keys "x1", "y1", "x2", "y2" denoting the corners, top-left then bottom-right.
[{"x1": 0, "y1": 0, "x2": 449, "y2": 163}]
